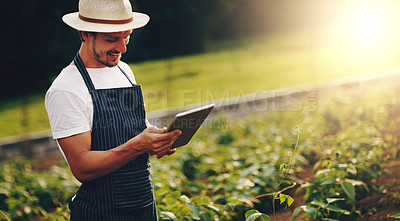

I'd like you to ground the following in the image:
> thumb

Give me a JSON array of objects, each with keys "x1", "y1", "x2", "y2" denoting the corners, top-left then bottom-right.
[{"x1": 146, "y1": 126, "x2": 165, "y2": 134}]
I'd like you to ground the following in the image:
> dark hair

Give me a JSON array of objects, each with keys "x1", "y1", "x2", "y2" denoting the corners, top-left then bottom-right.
[{"x1": 78, "y1": 31, "x2": 97, "y2": 42}]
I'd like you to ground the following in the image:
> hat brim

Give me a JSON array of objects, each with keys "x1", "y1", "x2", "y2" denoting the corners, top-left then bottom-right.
[{"x1": 62, "y1": 12, "x2": 149, "y2": 32}]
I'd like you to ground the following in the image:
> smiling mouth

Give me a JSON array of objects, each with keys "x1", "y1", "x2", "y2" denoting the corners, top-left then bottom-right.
[{"x1": 107, "y1": 51, "x2": 121, "y2": 60}]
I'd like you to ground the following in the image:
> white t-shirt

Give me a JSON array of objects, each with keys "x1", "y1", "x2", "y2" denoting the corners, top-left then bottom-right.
[{"x1": 45, "y1": 61, "x2": 137, "y2": 140}]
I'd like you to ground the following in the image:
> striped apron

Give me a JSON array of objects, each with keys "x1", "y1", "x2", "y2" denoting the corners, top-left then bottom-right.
[{"x1": 69, "y1": 53, "x2": 158, "y2": 220}]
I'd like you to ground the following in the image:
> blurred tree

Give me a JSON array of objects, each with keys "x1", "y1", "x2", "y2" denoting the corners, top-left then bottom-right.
[
  {"x1": 127, "y1": 0, "x2": 238, "y2": 61},
  {"x1": 0, "y1": 0, "x2": 80, "y2": 99},
  {"x1": 1, "y1": 0, "x2": 328, "y2": 99}
]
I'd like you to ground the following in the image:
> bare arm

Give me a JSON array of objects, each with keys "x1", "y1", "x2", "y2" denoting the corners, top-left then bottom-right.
[{"x1": 58, "y1": 126, "x2": 181, "y2": 183}]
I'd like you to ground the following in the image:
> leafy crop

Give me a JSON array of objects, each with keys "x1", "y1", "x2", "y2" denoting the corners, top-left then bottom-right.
[
  {"x1": 1, "y1": 86, "x2": 400, "y2": 220},
  {"x1": 152, "y1": 87, "x2": 400, "y2": 220},
  {"x1": 292, "y1": 88, "x2": 398, "y2": 221},
  {"x1": 0, "y1": 159, "x2": 78, "y2": 220},
  {"x1": 151, "y1": 113, "x2": 306, "y2": 220}
]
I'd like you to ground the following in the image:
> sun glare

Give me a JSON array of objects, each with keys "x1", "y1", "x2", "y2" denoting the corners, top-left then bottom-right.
[
  {"x1": 331, "y1": 0, "x2": 400, "y2": 55},
  {"x1": 348, "y1": 2, "x2": 395, "y2": 45},
  {"x1": 350, "y1": 7, "x2": 388, "y2": 40}
]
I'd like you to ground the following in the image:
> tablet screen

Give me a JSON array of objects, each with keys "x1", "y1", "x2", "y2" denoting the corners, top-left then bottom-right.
[{"x1": 167, "y1": 104, "x2": 215, "y2": 148}]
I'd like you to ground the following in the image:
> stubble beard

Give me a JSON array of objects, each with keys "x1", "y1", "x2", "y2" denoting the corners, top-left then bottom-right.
[{"x1": 92, "y1": 41, "x2": 121, "y2": 68}]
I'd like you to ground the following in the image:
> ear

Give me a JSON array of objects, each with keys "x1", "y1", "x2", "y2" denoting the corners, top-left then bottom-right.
[{"x1": 79, "y1": 31, "x2": 93, "y2": 42}]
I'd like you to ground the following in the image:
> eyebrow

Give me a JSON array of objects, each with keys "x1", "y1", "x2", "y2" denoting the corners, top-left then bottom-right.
[{"x1": 104, "y1": 34, "x2": 130, "y2": 39}]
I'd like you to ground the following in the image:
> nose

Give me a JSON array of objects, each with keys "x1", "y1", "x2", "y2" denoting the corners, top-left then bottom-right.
[{"x1": 116, "y1": 39, "x2": 127, "y2": 53}]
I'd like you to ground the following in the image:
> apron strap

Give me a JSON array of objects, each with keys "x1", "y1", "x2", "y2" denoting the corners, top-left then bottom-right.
[
  {"x1": 118, "y1": 66, "x2": 136, "y2": 86},
  {"x1": 74, "y1": 52, "x2": 136, "y2": 90},
  {"x1": 74, "y1": 52, "x2": 96, "y2": 91}
]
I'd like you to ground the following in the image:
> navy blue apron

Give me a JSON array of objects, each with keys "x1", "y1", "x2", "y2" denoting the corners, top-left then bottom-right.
[{"x1": 69, "y1": 53, "x2": 158, "y2": 221}]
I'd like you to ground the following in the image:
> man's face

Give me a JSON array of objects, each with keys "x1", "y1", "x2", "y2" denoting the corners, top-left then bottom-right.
[{"x1": 89, "y1": 30, "x2": 132, "y2": 68}]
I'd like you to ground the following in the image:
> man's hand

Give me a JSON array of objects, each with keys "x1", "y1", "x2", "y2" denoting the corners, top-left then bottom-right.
[{"x1": 130, "y1": 126, "x2": 181, "y2": 159}]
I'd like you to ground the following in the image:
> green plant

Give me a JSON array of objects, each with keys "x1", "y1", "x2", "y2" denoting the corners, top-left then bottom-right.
[
  {"x1": 45, "y1": 203, "x2": 73, "y2": 221},
  {"x1": 0, "y1": 158, "x2": 78, "y2": 220},
  {"x1": 2, "y1": 85, "x2": 400, "y2": 220},
  {"x1": 392, "y1": 213, "x2": 400, "y2": 219},
  {"x1": 271, "y1": 125, "x2": 300, "y2": 220},
  {"x1": 246, "y1": 125, "x2": 300, "y2": 221},
  {"x1": 292, "y1": 89, "x2": 394, "y2": 221},
  {"x1": 245, "y1": 209, "x2": 270, "y2": 221}
]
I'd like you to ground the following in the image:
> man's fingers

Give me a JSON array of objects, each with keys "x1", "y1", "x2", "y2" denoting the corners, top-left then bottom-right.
[
  {"x1": 140, "y1": 127, "x2": 182, "y2": 156},
  {"x1": 153, "y1": 133, "x2": 180, "y2": 158},
  {"x1": 151, "y1": 129, "x2": 182, "y2": 143},
  {"x1": 146, "y1": 126, "x2": 164, "y2": 134},
  {"x1": 157, "y1": 148, "x2": 176, "y2": 159}
]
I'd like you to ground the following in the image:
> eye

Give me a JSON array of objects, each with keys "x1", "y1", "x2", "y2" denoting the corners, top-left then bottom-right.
[{"x1": 107, "y1": 39, "x2": 118, "y2": 43}]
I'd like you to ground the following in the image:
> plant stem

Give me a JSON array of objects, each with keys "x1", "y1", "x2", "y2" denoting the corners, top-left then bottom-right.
[
  {"x1": 0, "y1": 210, "x2": 10, "y2": 221},
  {"x1": 272, "y1": 125, "x2": 301, "y2": 221},
  {"x1": 251, "y1": 182, "x2": 296, "y2": 200}
]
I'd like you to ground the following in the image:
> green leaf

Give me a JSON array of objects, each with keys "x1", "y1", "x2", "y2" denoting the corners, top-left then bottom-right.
[
  {"x1": 199, "y1": 211, "x2": 213, "y2": 221},
  {"x1": 260, "y1": 214, "x2": 271, "y2": 221},
  {"x1": 320, "y1": 179, "x2": 335, "y2": 186},
  {"x1": 346, "y1": 164, "x2": 357, "y2": 175},
  {"x1": 287, "y1": 195, "x2": 294, "y2": 207},
  {"x1": 301, "y1": 206, "x2": 316, "y2": 219},
  {"x1": 292, "y1": 207, "x2": 301, "y2": 221},
  {"x1": 311, "y1": 200, "x2": 327, "y2": 208},
  {"x1": 315, "y1": 169, "x2": 331, "y2": 177},
  {"x1": 391, "y1": 213, "x2": 400, "y2": 218},
  {"x1": 340, "y1": 181, "x2": 355, "y2": 203},
  {"x1": 344, "y1": 178, "x2": 369, "y2": 192},
  {"x1": 0, "y1": 187, "x2": 10, "y2": 197},
  {"x1": 246, "y1": 212, "x2": 263, "y2": 221},
  {"x1": 326, "y1": 198, "x2": 346, "y2": 204},
  {"x1": 160, "y1": 212, "x2": 176, "y2": 220},
  {"x1": 245, "y1": 210, "x2": 270, "y2": 221},
  {"x1": 326, "y1": 205, "x2": 350, "y2": 215},
  {"x1": 245, "y1": 210, "x2": 258, "y2": 218},
  {"x1": 188, "y1": 204, "x2": 201, "y2": 219},
  {"x1": 279, "y1": 194, "x2": 286, "y2": 204},
  {"x1": 204, "y1": 204, "x2": 220, "y2": 213}
]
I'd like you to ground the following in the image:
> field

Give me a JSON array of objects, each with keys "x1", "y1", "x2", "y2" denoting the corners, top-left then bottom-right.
[
  {"x1": 1, "y1": 83, "x2": 400, "y2": 220},
  {"x1": 1, "y1": 28, "x2": 400, "y2": 220},
  {"x1": 2, "y1": 29, "x2": 400, "y2": 138}
]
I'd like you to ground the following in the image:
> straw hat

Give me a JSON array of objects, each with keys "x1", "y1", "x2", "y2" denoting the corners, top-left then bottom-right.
[{"x1": 62, "y1": 0, "x2": 149, "y2": 33}]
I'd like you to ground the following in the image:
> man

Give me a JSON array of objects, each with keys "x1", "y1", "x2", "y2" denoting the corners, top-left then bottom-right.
[{"x1": 45, "y1": 0, "x2": 181, "y2": 220}]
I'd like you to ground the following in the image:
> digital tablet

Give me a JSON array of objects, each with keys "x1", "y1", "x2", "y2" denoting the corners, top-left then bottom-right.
[{"x1": 167, "y1": 103, "x2": 215, "y2": 149}]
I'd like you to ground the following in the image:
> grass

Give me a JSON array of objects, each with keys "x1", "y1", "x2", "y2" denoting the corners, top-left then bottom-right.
[
  {"x1": 1, "y1": 28, "x2": 400, "y2": 138},
  {"x1": 0, "y1": 94, "x2": 48, "y2": 139},
  {"x1": 134, "y1": 29, "x2": 400, "y2": 111}
]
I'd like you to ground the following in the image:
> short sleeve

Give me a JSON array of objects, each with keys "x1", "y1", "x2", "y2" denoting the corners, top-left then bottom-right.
[{"x1": 45, "y1": 90, "x2": 91, "y2": 139}]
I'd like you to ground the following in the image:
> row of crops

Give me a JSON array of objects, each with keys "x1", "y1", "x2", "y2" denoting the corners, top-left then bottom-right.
[{"x1": 1, "y1": 85, "x2": 400, "y2": 220}]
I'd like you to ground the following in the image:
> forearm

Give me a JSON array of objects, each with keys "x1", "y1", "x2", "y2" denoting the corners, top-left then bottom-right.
[
  {"x1": 72, "y1": 142, "x2": 145, "y2": 182},
  {"x1": 59, "y1": 127, "x2": 180, "y2": 183}
]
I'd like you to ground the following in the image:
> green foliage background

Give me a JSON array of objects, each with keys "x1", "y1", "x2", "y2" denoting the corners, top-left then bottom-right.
[{"x1": 1, "y1": 84, "x2": 399, "y2": 220}]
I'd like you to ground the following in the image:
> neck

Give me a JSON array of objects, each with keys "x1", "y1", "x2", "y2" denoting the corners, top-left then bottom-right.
[{"x1": 78, "y1": 43, "x2": 110, "y2": 68}]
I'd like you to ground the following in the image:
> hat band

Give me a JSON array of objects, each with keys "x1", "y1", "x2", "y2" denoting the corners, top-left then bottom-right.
[{"x1": 79, "y1": 14, "x2": 133, "y2": 25}]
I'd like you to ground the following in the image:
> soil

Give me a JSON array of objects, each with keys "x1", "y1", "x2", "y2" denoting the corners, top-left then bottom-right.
[
  {"x1": 266, "y1": 158, "x2": 400, "y2": 221},
  {"x1": 358, "y1": 161, "x2": 400, "y2": 221}
]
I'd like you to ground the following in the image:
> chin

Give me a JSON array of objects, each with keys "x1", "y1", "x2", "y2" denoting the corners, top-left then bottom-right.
[{"x1": 101, "y1": 59, "x2": 119, "y2": 68}]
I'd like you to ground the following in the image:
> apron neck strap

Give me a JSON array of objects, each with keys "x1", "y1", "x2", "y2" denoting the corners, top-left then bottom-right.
[
  {"x1": 73, "y1": 52, "x2": 135, "y2": 91},
  {"x1": 74, "y1": 52, "x2": 96, "y2": 91},
  {"x1": 118, "y1": 66, "x2": 135, "y2": 86}
]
